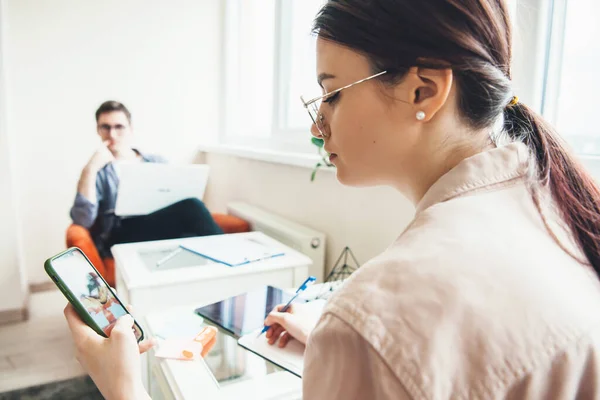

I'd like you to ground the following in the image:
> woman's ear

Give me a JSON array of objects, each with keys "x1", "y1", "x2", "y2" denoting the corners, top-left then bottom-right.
[{"x1": 401, "y1": 66, "x2": 453, "y2": 122}]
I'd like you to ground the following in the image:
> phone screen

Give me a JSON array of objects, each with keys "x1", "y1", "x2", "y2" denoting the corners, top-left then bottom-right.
[{"x1": 52, "y1": 249, "x2": 143, "y2": 341}]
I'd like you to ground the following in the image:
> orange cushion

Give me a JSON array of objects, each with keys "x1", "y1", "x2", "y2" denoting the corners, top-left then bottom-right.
[
  {"x1": 102, "y1": 258, "x2": 116, "y2": 287},
  {"x1": 66, "y1": 224, "x2": 108, "y2": 279},
  {"x1": 212, "y1": 213, "x2": 251, "y2": 233}
]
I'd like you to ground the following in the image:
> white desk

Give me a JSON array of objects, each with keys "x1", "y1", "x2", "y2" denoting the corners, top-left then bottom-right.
[
  {"x1": 112, "y1": 232, "x2": 313, "y2": 316},
  {"x1": 112, "y1": 232, "x2": 312, "y2": 392},
  {"x1": 145, "y1": 304, "x2": 303, "y2": 400}
]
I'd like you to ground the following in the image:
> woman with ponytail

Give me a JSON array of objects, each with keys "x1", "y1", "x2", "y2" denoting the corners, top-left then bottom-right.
[{"x1": 64, "y1": 1, "x2": 600, "y2": 398}]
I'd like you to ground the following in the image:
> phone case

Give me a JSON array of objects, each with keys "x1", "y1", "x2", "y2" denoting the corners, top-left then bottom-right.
[{"x1": 44, "y1": 247, "x2": 144, "y2": 342}]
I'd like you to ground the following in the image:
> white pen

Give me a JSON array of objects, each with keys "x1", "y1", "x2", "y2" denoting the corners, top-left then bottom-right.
[{"x1": 156, "y1": 247, "x2": 183, "y2": 267}]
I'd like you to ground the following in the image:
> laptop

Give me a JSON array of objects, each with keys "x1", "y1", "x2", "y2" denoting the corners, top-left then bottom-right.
[{"x1": 114, "y1": 163, "x2": 210, "y2": 217}]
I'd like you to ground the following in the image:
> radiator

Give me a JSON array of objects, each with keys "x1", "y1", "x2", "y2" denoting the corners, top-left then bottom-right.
[{"x1": 226, "y1": 202, "x2": 326, "y2": 281}]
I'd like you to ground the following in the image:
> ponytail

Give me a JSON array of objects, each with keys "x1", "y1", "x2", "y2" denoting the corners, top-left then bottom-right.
[{"x1": 504, "y1": 103, "x2": 600, "y2": 275}]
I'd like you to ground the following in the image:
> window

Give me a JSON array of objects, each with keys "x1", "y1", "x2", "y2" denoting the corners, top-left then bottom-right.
[
  {"x1": 222, "y1": 0, "x2": 276, "y2": 140},
  {"x1": 222, "y1": 0, "x2": 325, "y2": 153},
  {"x1": 276, "y1": 0, "x2": 326, "y2": 133},
  {"x1": 221, "y1": 0, "x2": 599, "y2": 161},
  {"x1": 542, "y1": 0, "x2": 600, "y2": 155}
]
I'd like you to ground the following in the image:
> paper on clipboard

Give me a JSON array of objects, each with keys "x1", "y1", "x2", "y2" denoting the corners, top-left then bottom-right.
[
  {"x1": 236, "y1": 299, "x2": 325, "y2": 377},
  {"x1": 238, "y1": 330, "x2": 305, "y2": 377},
  {"x1": 180, "y1": 235, "x2": 285, "y2": 267}
]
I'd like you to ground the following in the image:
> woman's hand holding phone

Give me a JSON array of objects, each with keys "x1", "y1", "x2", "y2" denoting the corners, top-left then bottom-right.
[{"x1": 64, "y1": 304, "x2": 155, "y2": 400}]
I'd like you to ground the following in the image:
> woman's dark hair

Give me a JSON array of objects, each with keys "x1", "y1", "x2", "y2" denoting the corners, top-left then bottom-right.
[
  {"x1": 95, "y1": 100, "x2": 131, "y2": 124},
  {"x1": 314, "y1": 0, "x2": 600, "y2": 273}
]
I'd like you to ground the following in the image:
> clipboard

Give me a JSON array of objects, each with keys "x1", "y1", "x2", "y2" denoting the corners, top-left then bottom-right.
[
  {"x1": 236, "y1": 299, "x2": 326, "y2": 378},
  {"x1": 180, "y1": 235, "x2": 285, "y2": 266}
]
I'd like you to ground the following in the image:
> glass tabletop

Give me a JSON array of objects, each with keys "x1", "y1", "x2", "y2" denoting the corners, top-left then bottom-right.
[
  {"x1": 199, "y1": 320, "x2": 285, "y2": 388},
  {"x1": 137, "y1": 246, "x2": 211, "y2": 272}
]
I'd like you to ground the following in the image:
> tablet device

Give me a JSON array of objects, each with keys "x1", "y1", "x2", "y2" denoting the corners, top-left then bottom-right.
[{"x1": 194, "y1": 286, "x2": 306, "y2": 338}]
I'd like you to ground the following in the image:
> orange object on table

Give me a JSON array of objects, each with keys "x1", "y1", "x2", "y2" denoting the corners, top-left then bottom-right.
[
  {"x1": 182, "y1": 326, "x2": 218, "y2": 359},
  {"x1": 155, "y1": 326, "x2": 219, "y2": 361}
]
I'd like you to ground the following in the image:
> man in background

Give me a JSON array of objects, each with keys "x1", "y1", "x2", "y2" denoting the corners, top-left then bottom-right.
[{"x1": 70, "y1": 100, "x2": 222, "y2": 258}]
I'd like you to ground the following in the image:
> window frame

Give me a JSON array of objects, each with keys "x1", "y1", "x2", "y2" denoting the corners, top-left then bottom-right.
[
  {"x1": 539, "y1": 0, "x2": 568, "y2": 126},
  {"x1": 220, "y1": 0, "x2": 316, "y2": 155}
]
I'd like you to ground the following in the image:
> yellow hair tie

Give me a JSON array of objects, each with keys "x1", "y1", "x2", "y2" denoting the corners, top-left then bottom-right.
[{"x1": 508, "y1": 96, "x2": 519, "y2": 107}]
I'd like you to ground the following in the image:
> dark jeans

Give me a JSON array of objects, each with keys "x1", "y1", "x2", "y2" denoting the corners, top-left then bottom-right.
[{"x1": 112, "y1": 198, "x2": 223, "y2": 245}]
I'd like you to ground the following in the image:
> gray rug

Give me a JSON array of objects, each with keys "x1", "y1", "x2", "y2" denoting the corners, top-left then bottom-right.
[{"x1": 0, "y1": 376, "x2": 103, "y2": 400}]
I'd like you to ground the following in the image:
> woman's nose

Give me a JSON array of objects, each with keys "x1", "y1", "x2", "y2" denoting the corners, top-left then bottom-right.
[{"x1": 310, "y1": 122, "x2": 322, "y2": 138}]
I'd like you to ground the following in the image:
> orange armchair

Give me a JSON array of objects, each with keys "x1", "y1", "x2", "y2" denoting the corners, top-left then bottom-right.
[{"x1": 66, "y1": 213, "x2": 251, "y2": 287}]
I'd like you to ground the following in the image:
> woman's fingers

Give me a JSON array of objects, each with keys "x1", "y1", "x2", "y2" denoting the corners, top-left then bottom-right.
[
  {"x1": 265, "y1": 323, "x2": 281, "y2": 339},
  {"x1": 268, "y1": 325, "x2": 285, "y2": 345},
  {"x1": 138, "y1": 339, "x2": 157, "y2": 354},
  {"x1": 278, "y1": 332, "x2": 292, "y2": 348},
  {"x1": 64, "y1": 304, "x2": 99, "y2": 341},
  {"x1": 264, "y1": 311, "x2": 290, "y2": 328},
  {"x1": 111, "y1": 315, "x2": 135, "y2": 339}
]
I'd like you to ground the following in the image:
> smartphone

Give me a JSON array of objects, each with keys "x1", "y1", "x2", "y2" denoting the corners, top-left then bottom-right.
[{"x1": 45, "y1": 247, "x2": 144, "y2": 342}]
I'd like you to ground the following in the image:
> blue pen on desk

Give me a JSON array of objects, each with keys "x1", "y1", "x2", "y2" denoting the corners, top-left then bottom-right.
[{"x1": 258, "y1": 275, "x2": 317, "y2": 338}]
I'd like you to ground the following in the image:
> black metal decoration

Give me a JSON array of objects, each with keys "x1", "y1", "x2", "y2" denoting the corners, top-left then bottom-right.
[
  {"x1": 315, "y1": 246, "x2": 360, "y2": 300},
  {"x1": 324, "y1": 246, "x2": 360, "y2": 282}
]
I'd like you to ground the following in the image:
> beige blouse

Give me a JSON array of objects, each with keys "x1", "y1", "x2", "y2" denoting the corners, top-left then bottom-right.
[{"x1": 303, "y1": 143, "x2": 600, "y2": 399}]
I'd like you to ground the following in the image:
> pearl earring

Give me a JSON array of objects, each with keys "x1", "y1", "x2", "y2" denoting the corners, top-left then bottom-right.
[{"x1": 416, "y1": 111, "x2": 426, "y2": 121}]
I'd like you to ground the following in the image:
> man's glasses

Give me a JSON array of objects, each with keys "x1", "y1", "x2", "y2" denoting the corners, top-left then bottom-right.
[
  {"x1": 98, "y1": 124, "x2": 127, "y2": 135},
  {"x1": 300, "y1": 70, "x2": 387, "y2": 138}
]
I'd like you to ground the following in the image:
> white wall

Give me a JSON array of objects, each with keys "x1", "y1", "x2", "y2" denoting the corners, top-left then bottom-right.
[
  {"x1": 202, "y1": 153, "x2": 415, "y2": 276},
  {"x1": 5, "y1": 0, "x2": 223, "y2": 284},
  {"x1": 6, "y1": 0, "x2": 577, "y2": 289},
  {"x1": 0, "y1": 0, "x2": 28, "y2": 313}
]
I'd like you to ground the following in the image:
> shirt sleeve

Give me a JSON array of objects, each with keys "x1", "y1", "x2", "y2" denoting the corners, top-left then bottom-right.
[
  {"x1": 69, "y1": 174, "x2": 103, "y2": 228},
  {"x1": 303, "y1": 313, "x2": 413, "y2": 400},
  {"x1": 149, "y1": 154, "x2": 168, "y2": 163}
]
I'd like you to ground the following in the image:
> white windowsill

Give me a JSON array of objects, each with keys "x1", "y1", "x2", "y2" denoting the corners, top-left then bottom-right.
[
  {"x1": 197, "y1": 143, "x2": 600, "y2": 182},
  {"x1": 197, "y1": 143, "x2": 335, "y2": 171}
]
